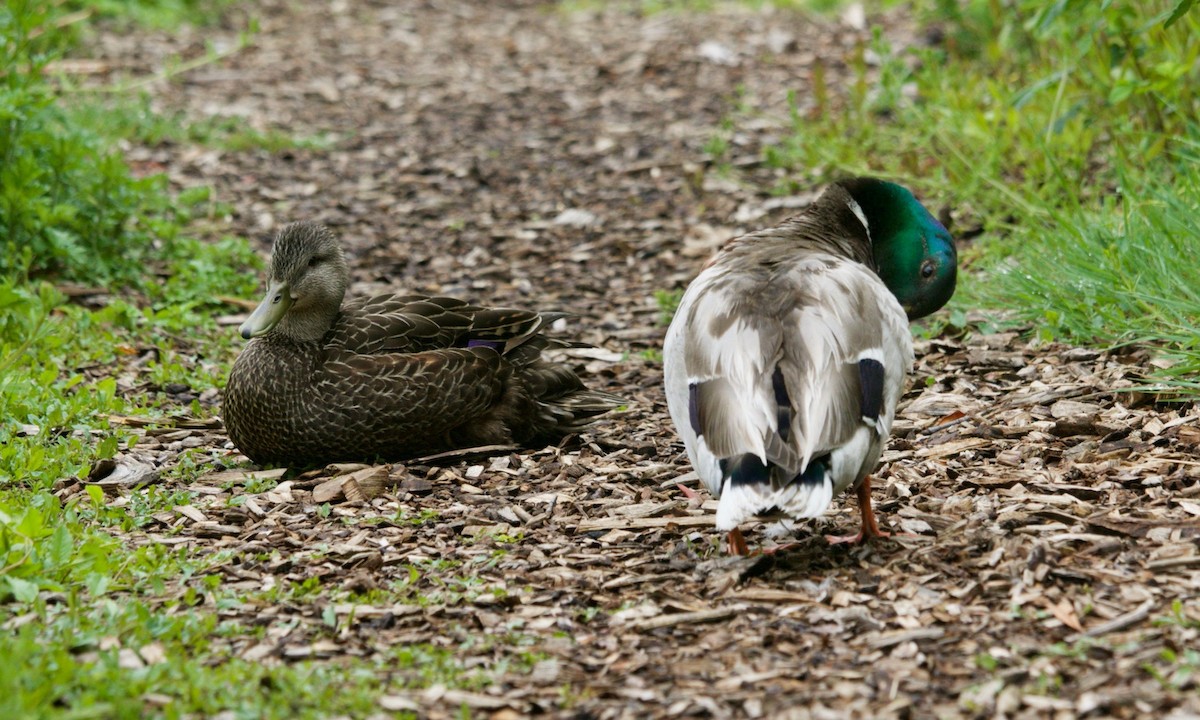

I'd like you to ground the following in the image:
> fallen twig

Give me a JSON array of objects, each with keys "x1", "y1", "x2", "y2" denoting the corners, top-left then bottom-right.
[
  {"x1": 627, "y1": 606, "x2": 740, "y2": 632},
  {"x1": 866, "y1": 627, "x2": 946, "y2": 649},
  {"x1": 576, "y1": 515, "x2": 712, "y2": 532},
  {"x1": 1146, "y1": 556, "x2": 1200, "y2": 571},
  {"x1": 1074, "y1": 598, "x2": 1156, "y2": 639},
  {"x1": 413, "y1": 445, "x2": 518, "y2": 464}
]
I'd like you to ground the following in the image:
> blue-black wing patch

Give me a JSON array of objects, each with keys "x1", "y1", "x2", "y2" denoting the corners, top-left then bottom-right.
[
  {"x1": 688, "y1": 382, "x2": 702, "y2": 436},
  {"x1": 772, "y1": 365, "x2": 791, "y2": 442},
  {"x1": 721, "y1": 454, "x2": 770, "y2": 488},
  {"x1": 858, "y1": 358, "x2": 885, "y2": 423}
]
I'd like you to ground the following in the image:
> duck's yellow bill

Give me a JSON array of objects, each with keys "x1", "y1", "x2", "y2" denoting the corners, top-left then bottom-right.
[{"x1": 239, "y1": 280, "x2": 292, "y2": 339}]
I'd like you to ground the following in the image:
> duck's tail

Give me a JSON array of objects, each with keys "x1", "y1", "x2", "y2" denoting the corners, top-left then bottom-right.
[
  {"x1": 713, "y1": 453, "x2": 835, "y2": 531},
  {"x1": 504, "y1": 335, "x2": 623, "y2": 440},
  {"x1": 459, "y1": 308, "x2": 622, "y2": 441},
  {"x1": 534, "y1": 386, "x2": 625, "y2": 437}
]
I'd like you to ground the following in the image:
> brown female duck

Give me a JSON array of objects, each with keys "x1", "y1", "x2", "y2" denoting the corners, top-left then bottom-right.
[{"x1": 223, "y1": 222, "x2": 621, "y2": 466}]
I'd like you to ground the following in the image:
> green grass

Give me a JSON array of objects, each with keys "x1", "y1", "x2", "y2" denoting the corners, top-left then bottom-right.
[
  {"x1": 59, "y1": 93, "x2": 338, "y2": 153},
  {"x1": 2, "y1": 624, "x2": 385, "y2": 719},
  {"x1": 712, "y1": 0, "x2": 1200, "y2": 393},
  {"x1": 65, "y1": 0, "x2": 235, "y2": 29},
  {"x1": 974, "y1": 168, "x2": 1200, "y2": 386}
]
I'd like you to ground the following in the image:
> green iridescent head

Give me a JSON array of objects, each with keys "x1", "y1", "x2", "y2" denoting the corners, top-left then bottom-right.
[{"x1": 836, "y1": 177, "x2": 957, "y2": 320}]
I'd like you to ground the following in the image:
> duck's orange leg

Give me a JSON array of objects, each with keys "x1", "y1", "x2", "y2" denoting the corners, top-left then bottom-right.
[
  {"x1": 825, "y1": 475, "x2": 894, "y2": 544},
  {"x1": 727, "y1": 527, "x2": 751, "y2": 555}
]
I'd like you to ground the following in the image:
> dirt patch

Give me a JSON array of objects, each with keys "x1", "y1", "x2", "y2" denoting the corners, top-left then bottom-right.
[{"x1": 71, "y1": 1, "x2": 1200, "y2": 717}]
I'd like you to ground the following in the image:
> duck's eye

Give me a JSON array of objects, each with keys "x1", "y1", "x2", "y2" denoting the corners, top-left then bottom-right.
[
  {"x1": 920, "y1": 260, "x2": 936, "y2": 279},
  {"x1": 307, "y1": 256, "x2": 320, "y2": 268}
]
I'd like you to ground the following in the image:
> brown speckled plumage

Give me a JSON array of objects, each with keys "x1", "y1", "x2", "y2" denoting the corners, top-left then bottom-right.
[{"x1": 223, "y1": 222, "x2": 621, "y2": 466}]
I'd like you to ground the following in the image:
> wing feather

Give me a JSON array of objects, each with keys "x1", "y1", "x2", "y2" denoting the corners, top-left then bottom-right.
[{"x1": 328, "y1": 295, "x2": 556, "y2": 356}]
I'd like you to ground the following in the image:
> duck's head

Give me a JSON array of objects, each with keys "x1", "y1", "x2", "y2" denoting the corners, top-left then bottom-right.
[
  {"x1": 835, "y1": 177, "x2": 957, "y2": 320},
  {"x1": 240, "y1": 222, "x2": 349, "y2": 341}
]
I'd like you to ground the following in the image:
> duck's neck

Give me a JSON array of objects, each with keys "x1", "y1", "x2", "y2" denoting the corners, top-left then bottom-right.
[
  {"x1": 836, "y1": 179, "x2": 929, "y2": 273},
  {"x1": 777, "y1": 210, "x2": 874, "y2": 268},
  {"x1": 275, "y1": 305, "x2": 338, "y2": 344}
]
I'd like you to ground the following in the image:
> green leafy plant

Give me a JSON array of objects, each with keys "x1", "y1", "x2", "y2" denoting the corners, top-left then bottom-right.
[
  {"x1": 652, "y1": 288, "x2": 683, "y2": 325},
  {"x1": 1144, "y1": 647, "x2": 1200, "y2": 691},
  {"x1": 0, "y1": 3, "x2": 170, "y2": 283}
]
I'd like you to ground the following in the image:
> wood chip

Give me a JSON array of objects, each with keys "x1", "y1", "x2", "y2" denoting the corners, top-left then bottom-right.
[
  {"x1": 421, "y1": 686, "x2": 517, "y2": 710},
  {"x1": 731, "y1": 588, "x2": 819, "y2": 604},
  {"x1": 312, "y1": 466, "x2": 391, "y2": 503},
  {"x1": 199, "y1": 468, "x2": 288, "y2": 485},
  {"x1": 1072, "y1": 598, "x2": 1156, "y2": 639},
  {"x1": 1146, "y1": 555, "x2": 1200, "y2": 570},
  {"x1": 914, "y1": 437, "x2": 991, "y2": 459},
  {"x1": 173, "y1": 505, "x2": 207, "y2": 523},
  {"x1": 627, "y1": 606, "x2": 741, "y2": 632},
  {"x1": 866, "y1": 627, "x2": 946, "y2": 649},
  {"x1": 576, "y1": 515, "x2": 713, "y2": 532}
]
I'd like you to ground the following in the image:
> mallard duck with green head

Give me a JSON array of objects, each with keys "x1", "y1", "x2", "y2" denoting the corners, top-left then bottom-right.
[
  {"x1": 224, "y1": 222, "x2": 621, "y2": 467},
  {"x1": 663, "y1": 178, "x2": 957, "y2": 554}
]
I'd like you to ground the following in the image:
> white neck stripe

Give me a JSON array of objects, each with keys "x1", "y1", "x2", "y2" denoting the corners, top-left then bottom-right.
[{"x1": 846, "y1": 198, "x2": 870, "y2": 239}]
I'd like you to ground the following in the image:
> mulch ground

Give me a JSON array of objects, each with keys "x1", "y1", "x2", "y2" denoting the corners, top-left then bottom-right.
[{"x1": 68, "y1": 1, "x2": 1200, "y2": 717}]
